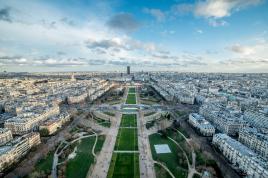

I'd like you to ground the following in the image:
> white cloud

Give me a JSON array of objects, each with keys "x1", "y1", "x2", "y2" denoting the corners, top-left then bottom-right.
[
  {"x1": 194, "y1": 0, "x2": 262, "y2": 19},
  {"x1": 228, "y1": 44, "x2": 257, "y2": 55},
  {"x1": 223, "y1": 40, "x2": 268, "y2": 72},
  {"x1": 171, "y1": 4, "x2": 193, "y2": 15},
  {"x1": 171, "y1": 0, "x2": 262, "y2": 27},
  {"x1": 143, "y1": 8, "x2": 166, "y2": 22}
]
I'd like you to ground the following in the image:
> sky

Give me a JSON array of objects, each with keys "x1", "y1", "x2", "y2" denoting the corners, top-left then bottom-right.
[{"x1": 0, "y1": 0, "x2": 268, "y2": 73}]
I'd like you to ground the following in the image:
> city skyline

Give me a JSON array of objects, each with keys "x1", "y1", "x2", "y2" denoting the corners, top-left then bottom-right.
[{"x1": 0, "y1": 0, "x2": 268, "y2": 73}]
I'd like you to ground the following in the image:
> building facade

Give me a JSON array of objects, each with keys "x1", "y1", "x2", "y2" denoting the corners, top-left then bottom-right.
[
  {"x1": 0, "y1": 128, "x2": 12, "y2": 146},
  {"x1": 239, "y1": 128, "x2": 268, "y2": 160},
  {"x1": 213, "y1": 133, "x2": 268, "y2": 177},
  {"x1": 0, "y1": 132, "x2": 41, "y2": 172},
  {"x1": 188, "y1": 113, "x2": 215, "y2": 136}
]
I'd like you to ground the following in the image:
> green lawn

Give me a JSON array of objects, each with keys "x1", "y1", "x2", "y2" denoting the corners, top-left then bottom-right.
[
  {"x1": 104, "y1": 112, "x2": 116, "y2": 116},
  {"x1": 129, "y1": 88, "x2": 136, "y2": 93},
  {"x1": 154, "y1": 163, "x2": 173, "y2": 178},
  {"x1": 107, "y1": 153, "x2": 140, "y2": 178},
  {"x1": 115, "y1": 128, "x2": 138, "y2": 151},
  {"x1": 99, "y1": 121, "x2": 111, "y2": 127},
  {"x1": 126, "y1": 93, "x2": 136, "y2": 104},
  {"x1": 94, "y1": 117, "x2": 111, "y2": 128},
  {"x1": 65, "y1": 135, "x2": 105, "y2": 178},
  {"x1": 149, "y1": 134, "x2": 188, "y2": 178},
  {"x1": 166, "y1": 129, "x2": 192, "y2": 164},
  {"x1": 33, "y1": 151, "x2": 54, "y2": 175},
  {"x1": 121, "y1": 114, "x2": 137, "y2": 127}
]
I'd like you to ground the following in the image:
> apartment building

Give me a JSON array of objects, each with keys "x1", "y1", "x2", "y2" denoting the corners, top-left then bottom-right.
[
  {"x1": 213, "y1": 133, "x2": 268, "y2": 177},
  {"x1": 188, "y1": 113, "x2": 215, "y2": 136},
  {"x1": 200, "y1": 103, "x2": 248, "y2": 136},
  {"x1": 0, "y1": 132, "x2": 40, "y2": 172},
  {"x1": 4, "y1": 105, "x2": 60, "y2": 135},
  {"x1": 0, "y1": 128, "x2": 12, "y2": 146},
  {"x1": 244, "y1": 109, "x2": 268, "y2": 129},
  {"x1": 39, "y1": 112, "x2": 70, "y2": 135},
  {"x1": 239, "y1": 128, "x2": 268, "y2": 160}
]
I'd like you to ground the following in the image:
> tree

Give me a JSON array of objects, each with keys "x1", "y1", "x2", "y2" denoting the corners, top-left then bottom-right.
[
  {"x1": 39, "y1": 128, "x2": 49, "y2": 136},
  {"x1": 166, "y1": 113, "x2": 171, "y2": 120}
]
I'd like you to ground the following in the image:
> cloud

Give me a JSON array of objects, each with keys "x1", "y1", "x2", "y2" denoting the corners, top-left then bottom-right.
[
  {"x1": 0, "y1": 55, "x2": 87, "y2": 66},
  {"x1": 208, "y1": 18, "x2": 228, "y2": 27},
  {"x1": 106, "y1": 13, "x2": 140, "y2": 32},
  {"x1": 0, "y1": 55, "x2": 27, "y2": 65},
  {"x1": 60, "y1": 17, "x2": 76, "y2": 26},
  {"x1": 143, "y1": 8, "x2": 165, "y2": 22},
  {"x1": 88, "y1": 59, "x2": 106, "y2": 65},
  {"x1": 228, "y1": 44, "x2": 257, "y2": 55},
  {"x1": 221, "y1": 57, "x2": 268, "y2": 65},
  {"x1": 152, "y1": 53, "x2": 177, "y2": 60},
  {"x1": 39, "y1": 58, "x2": 87, "y2": 66},
  {"x1": 0, "y1": 7, "x2": 12, "y2": 22},
  {"x1": 171, "y1": 0, "x2": 262, "y2": 27},
  {"x1": 85, "y1": 37, "x2": 157, "y2": 53},
  {"x1": 194, "y1": 0, "x2": 262, "y2": 19},
  {"x1": 161, "y1": 30, "x2": 176, "y2": 36},
  {"x1": 171, "y1": 4, "x2": 194, "y2": 15},
  {"x1": 196, "y1": 29, "x2": 203, "y2": 34},
  {"x1": 85, "y1": 39, "x2": 122, "y2": 50}
]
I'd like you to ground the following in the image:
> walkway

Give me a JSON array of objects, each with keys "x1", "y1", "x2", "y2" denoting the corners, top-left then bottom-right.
[
  {"x1": 52, "y1": 133, "x2": 97, "y2": 178},
  {"x1": 88, "y1": 111, "x2": 122, "y2": 178},
  {"x1": 113, "y1": 150, "x2": 140, "y2": 153},
  {"x1": 137, "y1": 88, "x2": 156, "y2": 178},
  {"x1": 153, "y1": 161, "x2": 175, "y2": 178},
  {"x1": 170, "y1": 128, "x2": 201, "y2": 178}
]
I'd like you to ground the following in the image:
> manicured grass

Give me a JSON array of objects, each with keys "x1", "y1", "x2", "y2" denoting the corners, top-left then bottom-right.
[
  {"x1": 115, "y1": 128, "x2": 138, "y2": 151},
  {"x1": 126, "y1": 93, "x2": 136, "y2": 104},
  {"x1": 149, "y1": 134, "x2": 188, "y2": 178},
  {"x1": 99, "y1": 121, "x2": 111, "y2": 127},
  {"x1": 166, "y1": 129, "x2": 192, "y2": 164},
  {"x1": 176, "y1": 127, "x2": 190, "y2": 138},
  {"x1": 121, "y1": 114, "x2": 137, "y2": 127},
  {"x1": 129, "y1": 88, "x2": 136, "y2": 93},
  {"x1": 94, "y1": 117, "x2": 111, "y2": 127},
  {"x1": 65, "y1": 136, "x2": 105, "y2": 178},
  {"x1": 107, "y1": 153, "x2": 139, "y2": 178},
  {"x1": 154, "y1": 163, "x2": 173, "y2": 178},
  {"x1": 104, "y1": 111, "x2": 116, "y2": 116},
  {"x1": 34, "y1": 151, "x2": 54, "y2": 174}
]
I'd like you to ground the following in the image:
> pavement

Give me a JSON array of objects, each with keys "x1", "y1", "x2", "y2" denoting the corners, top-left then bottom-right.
[
  {"x1": 88, "y1": 111, "x2": 122, "y2": 178},
  {"x1": 136, "y1": 87, "x2": 156, "y2": 178},
  {"x1": 52, "y1": 133, "x2": 97, "y2": 178}
]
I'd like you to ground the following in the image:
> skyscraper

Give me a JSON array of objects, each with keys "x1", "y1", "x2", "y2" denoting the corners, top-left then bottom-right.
[{"x1": 127, "y1": 66, "x2": 130, "y2": 75}]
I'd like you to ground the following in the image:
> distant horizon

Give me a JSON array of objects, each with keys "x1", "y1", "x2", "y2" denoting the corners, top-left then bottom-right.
[{"x1": 1, "y1": 70, "x2": 268, "y2": 74}]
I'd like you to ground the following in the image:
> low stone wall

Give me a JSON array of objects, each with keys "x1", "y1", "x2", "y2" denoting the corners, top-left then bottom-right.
[
  {"x1": 144, "y1": 112, "x2": 162, "y2": 122},
  {"x1": 93, "y1": 111, "x2": 113, "y2": 121}
]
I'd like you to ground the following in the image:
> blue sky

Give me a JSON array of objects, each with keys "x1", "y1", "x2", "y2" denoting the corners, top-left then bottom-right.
[{"x1": 0, "y1": 0, "x2": 268, "y2": 72}]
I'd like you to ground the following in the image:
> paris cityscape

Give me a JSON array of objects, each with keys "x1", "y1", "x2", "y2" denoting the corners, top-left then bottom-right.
[{"x1": 0, "y1": 1, "x2": 268, "y2": 178}]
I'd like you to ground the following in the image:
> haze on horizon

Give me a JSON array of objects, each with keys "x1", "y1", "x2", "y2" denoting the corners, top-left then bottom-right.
[{"x1": 0, "y1": 0, "x2": 268, "y2": 73}]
